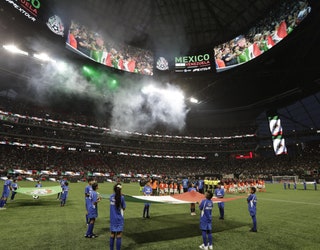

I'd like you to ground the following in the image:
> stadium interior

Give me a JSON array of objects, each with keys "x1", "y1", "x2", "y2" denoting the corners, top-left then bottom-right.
[{"x1": 0, "y1": 0, "x2": 319, "y2": 181}]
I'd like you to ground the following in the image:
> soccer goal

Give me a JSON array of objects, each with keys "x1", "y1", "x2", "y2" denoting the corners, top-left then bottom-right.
[{"x1": 272, "y1": 175, "x2": 299, "y2": 183}]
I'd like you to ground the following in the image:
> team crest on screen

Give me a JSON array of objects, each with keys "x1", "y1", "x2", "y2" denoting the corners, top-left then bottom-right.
[
  {"x1": 46, "y1": 15, "x2": 64, "y2": 37},
  {"x1": 156, "y1": 57, "x2": 169, "y2": 71}
]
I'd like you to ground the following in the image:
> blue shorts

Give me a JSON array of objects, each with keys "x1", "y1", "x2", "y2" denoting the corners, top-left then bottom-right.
[
  {"x1": 200, "y1": 221, "x2": 212, "y2": 231},
  {"x1": 218, "y1": 202, "x2": 224, "y2": 208},
  {"x1": 249, "y1": 209, "x2": 256, "y2": 216},
  {"x1": 1, "y1": 190, "x2": 10, "y2": 198},
  {"x1": 110, "y1": 223, "x2": 124, "y2": 232},
  {"x1": 87, "y1": 207, "x2": 98, "y2": 219}
]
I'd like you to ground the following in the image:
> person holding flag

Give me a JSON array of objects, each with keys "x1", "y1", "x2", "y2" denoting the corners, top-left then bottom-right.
[
  {"x1": 142, "y1": 180, "x2": 153, "y2": 219},
  {"x1": 198, "y1": 190, "x2": 214, "y2": 250},
  {"x1": 0, "y1": 176, "x2": 12, "y2": 210},
  {"x1": 85, "y1": 178, "x2": 95, "y2": 225},
  {"x1": 247, "y1": 186, "x2": 258, "y2": 232},
  {"x1": 57, "y1": 177, "x2": 66, "y2": 200},
  {"x1": 10, "y1": 179, "x2": 19, "y2": 201},
  {"x1": 109, "y1": 183, "x2": 126, "y2": 250},
  {"x1": 214, "y1": 182, "x2": 225, "y2": 220},
  {"x1": 84, "y1": 182, "x2": 100, "y2": 238},
  {"x1": 60, "y1": 181, "x2": 69, "y2": 207}
]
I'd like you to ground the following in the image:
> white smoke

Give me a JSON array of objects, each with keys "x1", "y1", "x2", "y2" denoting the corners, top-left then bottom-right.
[
  {"x1": 27, "y1": 59, "x2": 188, "y2": 133},
  {"x1": 110, "y1": 80, "x2": 188, "y2": 133}
]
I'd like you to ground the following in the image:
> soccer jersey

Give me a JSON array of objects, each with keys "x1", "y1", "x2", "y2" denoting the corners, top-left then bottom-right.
[
  {"x1": 214, "y1": 188, "x2": 224, "y2": 198},
  {"x1": 197, "y1": 180, "x2": 204, "y2": 192},
  {"x1": 188, "y1": 187, "x2": 197, "y2": 192},
  {"x1": 109, "y1": 194, "x2": 126, "y2": 232},
  {"x1": 199, "y1": 198, "x2": 213, "y2": 231},
  {"x1": 61, "y1": 185, "x2": 69, "y2": 200},
  {"x1": 143, "y1": 185, "x2": 153, "y2": 196},
  {"x1": 247, "y1": 193, "x2": 257, "y2": 216},
  {"x1": 215, "y1": 188, "x2": 225, "y2": 209},
  {"x1": 85, "y1": 185, "x2": 93, "y2": 210},
  {"x1": 59, "y1": 179, "x2": 66, "y2": 188},
  {"x1": 87, "y1": 190, "x2": 98, "y2": 219},
  {"x1": 182, "y1": 179, "x2": 189, "y2": 190},
  {"x1": 2, "y1": 179, "x2": 12, "y2": 197},
  {"x1": 11, "y1": 182, "x2": 18, "y2": 191}
]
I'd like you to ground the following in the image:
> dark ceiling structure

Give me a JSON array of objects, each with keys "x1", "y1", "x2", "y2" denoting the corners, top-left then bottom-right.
[{"x1": 0, "y1": 0, "x2": 319, "y2": 131}]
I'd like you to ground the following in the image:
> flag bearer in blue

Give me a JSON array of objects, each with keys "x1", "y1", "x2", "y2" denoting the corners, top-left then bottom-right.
[
  {"x1": 0, "y1": 176, "x2": 12, "y2": 210},
  {"x1": 10, "y1": 179, "x2": 19, "y2": 201},
  {"x1": 35, "y1": 181, "x2": 42, "y2": 188},
  {"x1": 109, "y1": 183, "x2": 126, "y2": 250},
  {"x1": 247, "y1": 186, "x2": 257, "y2": 232},
  {"x1": 84, "y1": 182, "x2": 100, "y2": 238},
  {"x1": 214, "y1": 182, "x2": 225, "y2": 220},
  {"x1": 85, "y1": 178, "x2": 94, "y2": 225},
  {"x1": 142, "y1": 180, "x2": 153, "y2": 218},
  {"x1": 60, "y1": 181, "x2": 69, "y2": 206},
  {"x1": 198, "y1": 190, "x2": 214, "y2": 250},
  {"x1": 57, "y1": 178, "x2": 66, "y2": 200}
]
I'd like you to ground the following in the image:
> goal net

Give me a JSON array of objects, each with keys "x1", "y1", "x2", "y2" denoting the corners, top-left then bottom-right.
[{"x1": 272, "y1": 175, "x2": 299, "y2": 183}]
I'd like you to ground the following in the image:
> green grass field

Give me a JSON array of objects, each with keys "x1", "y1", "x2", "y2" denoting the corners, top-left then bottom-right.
[{"x1": 1, "y1": 181, "x2": 320, "y2": 250}]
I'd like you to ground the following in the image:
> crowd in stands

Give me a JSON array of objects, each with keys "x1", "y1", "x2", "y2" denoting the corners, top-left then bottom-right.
[
  {"x1": 0, "y1": 96, "x2": 319, "y2": 182},
  {"x1": 67, "y1": 21, "x2": 153, "y2": 75},
  {"x1": 214, "y1": 0, "x2": 311, "y2": 69},
  {"x1": 0, "y1": 141, "x2": 319, "y2": 182}
]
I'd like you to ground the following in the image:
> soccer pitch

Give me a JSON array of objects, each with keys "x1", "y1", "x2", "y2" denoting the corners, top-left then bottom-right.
[{"x1": 1, "y1": 181, "x2": 320, "y2": 250}]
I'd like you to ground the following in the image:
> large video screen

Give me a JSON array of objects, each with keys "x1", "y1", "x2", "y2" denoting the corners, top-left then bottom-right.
[
  {"x1": 66, "y1": 21, "x2": 154, "y2": 76},
  {"x1": 155, "y1": 49, "x2": 214, "y2": 74},
  {"x1": 214, "y1": 0, "x2": 311, "y2": 72}
]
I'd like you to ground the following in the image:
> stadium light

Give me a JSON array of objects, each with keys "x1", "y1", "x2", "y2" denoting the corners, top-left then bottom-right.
[
  {"x1": 33, "y1": 53, "x2": 56, "y2": 63},
  {"x1": 189, "y1": 97, "x2": 199, "y2": 104},
  {"x1": 3, "y1": 44, "x2": 28, "y2": 55}
]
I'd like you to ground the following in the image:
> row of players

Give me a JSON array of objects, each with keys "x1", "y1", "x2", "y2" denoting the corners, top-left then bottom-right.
[{"x1": 138, "y1": 177, "x2": 266, "y2": 196}]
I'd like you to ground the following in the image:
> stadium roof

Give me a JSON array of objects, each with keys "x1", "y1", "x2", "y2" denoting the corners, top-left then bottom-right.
[{"x1": 0, "y1": 0, "x2": 319, "y2": 132}]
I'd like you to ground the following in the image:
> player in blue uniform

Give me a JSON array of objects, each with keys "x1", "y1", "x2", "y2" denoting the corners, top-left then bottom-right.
[
  {"x1": 85, "y1": 178, "x2": 94, "y2": 225},
  {"x1": 85, "y1": 182, "x2": 100, "y2": 238},
  {"x1": 57, "y1": 178, "x2": 66, "y2": 200},
  {"x1": 214, "y1": 182, "x2": 225, "y2": 220},
  {"x1": 10, "y1": 179, "x2": 19, "y2": 201},
  {"x1": 0, "y1": 176, "x2": 12, "y2": 209},
  {"x1": 35, "y1": 181, "x2": 42, "y2": 188},
  {"x1": 188, "y1": 183, "x2": 197, "y2": 215},
  {"x1": 109, "y1": 183, "x2": 126, "y2": 250},
  {"x1": 197, "y1": 177, "x2": 205, "y2": 194},
  {"x1": 142, "y1": 180, "x2": 153, "y2": 218},
  {"x1": 182, "y1": 177, "x2": 189, "y2": 193},
  {"x1": 199, "y1": 190, "x2": 214, "y2": 250},
  {"x1": 60, "y1": 181, "x2": 69, "y2": 206},
  {"x1": 247, "y1": 186, "x2": 257, "y2": 232},
  {"x1": 303, "y1": 181, "x2": 307, "y2": 190}
]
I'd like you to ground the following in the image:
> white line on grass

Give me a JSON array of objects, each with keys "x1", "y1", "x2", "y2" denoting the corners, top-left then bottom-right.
[{"x1": 260, "y1": 198, "x2": 320, "y2": 206}]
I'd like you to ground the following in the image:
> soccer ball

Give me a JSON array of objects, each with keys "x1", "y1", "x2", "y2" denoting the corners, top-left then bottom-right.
[{"x1": 33, "y1": 195, "x2": 39, "y2": 199}]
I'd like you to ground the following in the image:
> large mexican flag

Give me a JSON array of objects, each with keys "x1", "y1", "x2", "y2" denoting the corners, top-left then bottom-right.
[{"x1": 15, "y1": 186, "x2": 62, "y2": 197}]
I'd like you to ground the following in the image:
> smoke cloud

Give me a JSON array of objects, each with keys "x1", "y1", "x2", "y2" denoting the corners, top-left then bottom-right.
[
  {"x1": 26, "y1": 58, "x2": 188, "y2": 133},
  {"x1": 111, "y1": 79, "x2": 188, "y2": 133}
]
